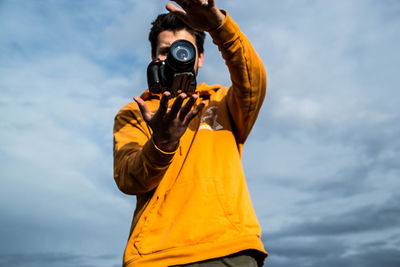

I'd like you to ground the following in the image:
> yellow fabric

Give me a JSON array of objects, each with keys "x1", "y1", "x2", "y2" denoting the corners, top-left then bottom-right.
[{"x1": 113, "y1": 11, "x2": 267, "y2": 267}]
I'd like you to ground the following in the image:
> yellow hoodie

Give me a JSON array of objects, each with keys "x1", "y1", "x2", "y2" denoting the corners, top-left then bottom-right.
[{"x1": 113, "y1": 11, "x2": 267, "y2": 267}]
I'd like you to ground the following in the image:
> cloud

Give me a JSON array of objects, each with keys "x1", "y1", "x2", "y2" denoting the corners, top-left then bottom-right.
[
  {"x1": 1, "y1": 1, "x2": 400, "y2": 266},
  {"x1": 263, "y1": 236, "x2": 400, "y2": 267},
  {"x1": 269, "y1": 194, "x2": 400, "y2": 238},
  {"x1": 238, "y1": 1, "x2": 400, "y2": 266},
  {"x1": 260, "y1": 195, "x2": 400, "y2": 266},
  {"x1": 0, "y1": 252, "x2": 121, "y2": 267},
  {"x1": 0, "y1": 1, "x2": 142, "y2": 261}
]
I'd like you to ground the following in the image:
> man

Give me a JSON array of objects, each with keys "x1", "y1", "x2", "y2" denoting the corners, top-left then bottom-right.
[{"x1": 113, "y1": 0, "x2": 267, "y2": 266}]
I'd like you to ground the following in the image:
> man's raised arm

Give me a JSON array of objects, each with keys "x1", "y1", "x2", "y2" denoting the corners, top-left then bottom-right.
[{"x1": 168, "y1": 0, "x2": 267, "y2": 144}]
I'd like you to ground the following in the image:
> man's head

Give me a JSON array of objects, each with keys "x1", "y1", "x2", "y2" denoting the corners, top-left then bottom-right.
[{"x1": 149, "y1": 13, "x2": 206, "y2": 71}]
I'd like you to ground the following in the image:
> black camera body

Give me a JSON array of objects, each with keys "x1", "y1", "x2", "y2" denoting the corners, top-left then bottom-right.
[{"x1": 147, "y1": 39, "x2": 197, "y2": 97}]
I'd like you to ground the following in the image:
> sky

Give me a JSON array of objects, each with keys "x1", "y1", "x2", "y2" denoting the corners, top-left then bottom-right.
[{"x1": 1, "y1": 0, "x2": 399, "y2": 266}]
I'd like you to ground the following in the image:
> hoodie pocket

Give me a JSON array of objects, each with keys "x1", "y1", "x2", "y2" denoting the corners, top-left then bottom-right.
[{"x1": 134, "y1": 176, "x2": 239, "y2": 255}]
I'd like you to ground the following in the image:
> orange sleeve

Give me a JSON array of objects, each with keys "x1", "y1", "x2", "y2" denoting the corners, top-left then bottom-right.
[
  {"x1": 113, "y1": 102, "x2": 176, "y2": 195},
  {"x1": 209, "y1": 11, "x2": 267, "y2": 144}
]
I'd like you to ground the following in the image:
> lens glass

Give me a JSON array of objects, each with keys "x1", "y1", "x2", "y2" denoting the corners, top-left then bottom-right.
[
  {"x1": 176, "y1": 47, "x2": 189, "y2": 61},
  {"x1": 171, "y1": 41, "x2": 195, "y2": 62}
]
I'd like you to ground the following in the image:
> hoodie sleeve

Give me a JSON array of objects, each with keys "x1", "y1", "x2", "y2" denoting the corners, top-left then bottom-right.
[
  {"x1": 113, "y1": 102, "x2": 176, "y2": 195},
  {"x1": 209, "y1": 11, "x2": 266, "y2": 144}
]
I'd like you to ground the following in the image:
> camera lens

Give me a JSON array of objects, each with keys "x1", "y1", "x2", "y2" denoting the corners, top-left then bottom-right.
[
  {"x1": 170, "y1": 40, "x2": 195, "y2": 63},
  {"x1": 166, "y1": 39, "x2": 196, "y2": 75}
]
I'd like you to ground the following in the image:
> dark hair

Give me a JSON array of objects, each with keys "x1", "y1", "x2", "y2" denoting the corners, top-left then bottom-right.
[{"x1": 149, "y1": 13, "x2": 206, "y2": 58}]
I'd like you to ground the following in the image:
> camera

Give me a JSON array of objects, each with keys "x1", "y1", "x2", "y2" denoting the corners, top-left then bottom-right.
[{"x1": 147, "y1": 39, "x2": 197, "y2": 97}]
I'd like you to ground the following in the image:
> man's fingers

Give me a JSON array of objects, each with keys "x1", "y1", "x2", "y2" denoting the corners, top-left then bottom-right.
[
  {"x1": 170, "y1": 0, "x2": 210, "y2": 9},
  {"x1": 166, "y1": 3, "x2": 183, "y2": 13},
  {"x1": 169, "y1": 0, "x2": 189, "y2": 9},
  {"x1": 168, "y1": 93, "x2": 186, "y2": 118},
  {"x1": 179, "y1": 94, "x2": 198, "y2": 121},
  {"x1": 166, "y1": 3, "x2": 188, "y2": 21},
  {"x1": 155, "y1": 91, "x2": 171, "y2": 117},
  {"x1": 133, "y1": 96, "x2": 152, "y2": 123},
  {"x1": 183, "y1": 101, "x2": 205, "y2": 125}
]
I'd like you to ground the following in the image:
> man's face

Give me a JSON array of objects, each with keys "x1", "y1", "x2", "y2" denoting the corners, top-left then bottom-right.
[{"x1": 153, "y1": 29, "x2": 204, "y2": 74}]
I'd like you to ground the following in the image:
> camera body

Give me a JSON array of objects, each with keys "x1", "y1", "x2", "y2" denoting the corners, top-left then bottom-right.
[{"x1": 147, "y1": 39, "x2": 197, "y2": 97}]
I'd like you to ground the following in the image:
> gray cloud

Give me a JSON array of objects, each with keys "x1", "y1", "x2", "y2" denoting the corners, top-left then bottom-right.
[
  {"x1": 0, "y1": 252, "x2": 120, "y2": 267},
  {"x1": 263, "y1": 237, "x2": 400, "y2": 267},
  {"x1": 276, "y1": 194, "x2": 400, "y2": 238},
  {"x1": 1, "y1": 1, "x2": 400, "y2": 267},
  {"x1": 259, "y1": 193, "x2": 400, "y2": 266}
]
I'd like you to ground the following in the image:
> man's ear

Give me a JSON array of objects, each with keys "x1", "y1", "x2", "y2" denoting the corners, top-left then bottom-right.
[{"x1": 198, "y1": 52, "x2": 205, "y2": 68}]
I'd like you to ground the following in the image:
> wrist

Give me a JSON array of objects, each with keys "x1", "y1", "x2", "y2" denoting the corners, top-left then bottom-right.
[
  {"x1": 207, "y1": 9, "x2": 226, "y2": 31},
  {"x1": 152, "y1": 136, "x2": 179, "y2": 153},
  {"x1": 205, "y1": 8, "x2": 225, "y2": 32}
]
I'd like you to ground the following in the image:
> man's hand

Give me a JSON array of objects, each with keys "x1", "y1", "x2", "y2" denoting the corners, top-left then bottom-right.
[
  {"x1": 134, "y1": 92, "x2": 205, "y2": 152},
  {"x1": 166, "y1": 0, "x2": 225, "y2": 31}
]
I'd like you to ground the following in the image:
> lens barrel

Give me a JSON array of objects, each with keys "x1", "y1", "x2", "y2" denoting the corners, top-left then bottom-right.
[{"x1": 166, "y1": 40, "x2": 196, "y2": 72}]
